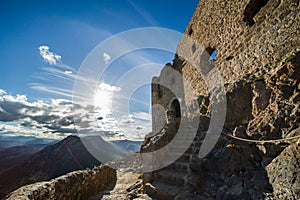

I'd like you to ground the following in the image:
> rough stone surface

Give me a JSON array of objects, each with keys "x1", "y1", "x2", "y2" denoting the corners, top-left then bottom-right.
[
  {"x1": 266, "y1": 139, "x2": 300, "y2": 200},
  {"x1": 4, "y1": 165, "x2": 116, "y2": 200},
  {"x1": 90, "y1": 171, "x2": 150, "y2": 200},
  {"x1": 143, "y1": 0, "x2": 300, "y2": 199},
  {"x1": 179, "y1": 0, "x2": 300, "y2": 101}
]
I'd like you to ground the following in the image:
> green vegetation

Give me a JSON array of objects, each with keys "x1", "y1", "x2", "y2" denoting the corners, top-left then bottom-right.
[
  {"x1": 279, "y1": 144, "x2": 289, "y2": 148},
  {"x1": 226, "y1": 143, "x2": 245, "y2": 152},
  {"x1": 254, "y1": 75, "x2": 265, "y2": 82},
  {"x1": 242, "y1": 80, "x2": 250, "y2": 87},
  {"x1": 137, "y1": 174, "x2": 143, "y2": 179},
  {"x1": 283, "y1": 55, "x2": 295, "y2": 66},
  {"x1": 241, "y1": 119, "x2": 249, "y2": 125},
  {"x1": 93, "y1": 165, "x2": 98, "y2": 170}
]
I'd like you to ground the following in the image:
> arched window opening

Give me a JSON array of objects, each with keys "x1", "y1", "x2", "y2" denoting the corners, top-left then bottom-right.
[
  {"x1": 188, "y1": 27, "x2": 193, "y2": 36},
  {"x1": 171, "y1": 99, "x2": 181, "y2": 118},
  {"x1": 243, "y1": 0, "x2": 269, "y2": 26},
  {"x1": 200, "y1": 47, "x2": 217, "y2": 74},
  {"x1": 208, "y1": 49, "x2": 217, "y2": 61}
]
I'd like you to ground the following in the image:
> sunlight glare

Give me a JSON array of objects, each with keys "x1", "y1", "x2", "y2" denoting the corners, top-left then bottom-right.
[{"x1": 93, "y1": 88, "x2": 112, "y2": 117}]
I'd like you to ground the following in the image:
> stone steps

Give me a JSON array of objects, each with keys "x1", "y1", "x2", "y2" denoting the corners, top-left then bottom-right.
[
  {"x1": 169, "y1": 144, "x2": 192, "y2": 153},
  {"x1": 173, "y1": 130, "x2": 204, "y2": 142},
  {"x1": 145, "y1": 181, "x2": 183, "y2": 200},
  {"x1": 166, "y1": 160, "x2": 190, "y2": 172},
  {"x1": 144, "y1": 123, "x2": 205, "y2": 200},
  {"x1": 172, "y1": 139, "x2": 194, "y2": 145},
  {"x1": 169, "y1": 144, "x2": 200, "y2": 154},
  {"x1": 153, "y1": 169, "x2": 188, "y2": 187},
  {"x1": 170, "y1": 152, "x2": 193, "y2": 162},
  {"x1": 171, "y1": 140, "x2": 202, "y2": 149},
  {"x1": 192, "y1": 140, "x2": 203, "y2": 147}
]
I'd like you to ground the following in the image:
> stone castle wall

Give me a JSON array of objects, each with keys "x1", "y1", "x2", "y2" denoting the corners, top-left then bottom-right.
[
  {"x1": 151, "y1": 62, "x2": 186, "y2": 134},
  {"x1": 152, "y1": 0, "x2": 300, "y2": 136},
  {"x1": 180, "y1": 0, "x2": 299, "y2": 97},
  {"x1": 146, "y1": 0, "x2": 300, "y2": 198}
]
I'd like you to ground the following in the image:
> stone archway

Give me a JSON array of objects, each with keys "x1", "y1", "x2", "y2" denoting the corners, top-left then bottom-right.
[{"x1": 170, "y1": 99, "x2": 181, "y2": 119}]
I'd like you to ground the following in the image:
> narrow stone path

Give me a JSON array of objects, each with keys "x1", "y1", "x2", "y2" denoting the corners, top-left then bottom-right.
[
  {"x1": 144, "y1": 123, "x2": 196, "y2": 199},
  {"x1": 90, "y1": 171, "x2": 152, "y2": 200}
]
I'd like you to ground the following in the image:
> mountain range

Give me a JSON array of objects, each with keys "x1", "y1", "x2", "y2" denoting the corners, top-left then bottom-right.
[{"x1": 0, "y1": 135, "x2": 142, "y2": 198}]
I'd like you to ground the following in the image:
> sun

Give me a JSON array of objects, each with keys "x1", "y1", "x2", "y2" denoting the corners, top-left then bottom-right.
[{"x1": 93, "y1": 89, "x2": 112, "y2": 116}]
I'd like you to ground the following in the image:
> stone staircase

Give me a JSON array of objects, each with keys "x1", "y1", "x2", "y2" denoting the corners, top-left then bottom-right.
[{"x1": 144, "y1": 123, "x2": 205, "y2": 200}]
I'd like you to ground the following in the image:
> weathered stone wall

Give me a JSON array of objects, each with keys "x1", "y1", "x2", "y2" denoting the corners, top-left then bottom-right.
[
  {"x1": 153, "y1": 0, "x2": 300, "y2": 138},
  {"x1": 151, "y1": 63, "x2": 185, "y2": 134},
  {"x1": 180, "y1": 0, "x2": 299, "y2": 96},
  {"x1": 4, "y1": 165, "x2": 116, "y2": 200},
  {"x1": 146, "y1": 0, "x2": 300, "y2": 199}
]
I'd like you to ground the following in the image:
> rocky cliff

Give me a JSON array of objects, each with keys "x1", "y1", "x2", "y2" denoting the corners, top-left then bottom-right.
[
  {"x1": 142, "y1": 0, "x2": 300, "y2": 199},
  {"x1": 4, "y1": 165, "x2": 116, "y2": 200}
]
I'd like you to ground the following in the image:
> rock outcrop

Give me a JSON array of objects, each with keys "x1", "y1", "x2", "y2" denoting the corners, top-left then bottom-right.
[
  {"x1": 266, "y1": 136, "x2": 300, "y2": 199},
  {"x1": 142, "y1": 0, "x2": 300, "y2": 199},
  {"x1": 4, "y1": 165, "x2": 116, "y2": 200}
]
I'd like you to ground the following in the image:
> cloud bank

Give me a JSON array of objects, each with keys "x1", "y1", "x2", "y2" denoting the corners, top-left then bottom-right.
[{"x1": 0, "y1": 90, "x2": 151, "y2": 140}]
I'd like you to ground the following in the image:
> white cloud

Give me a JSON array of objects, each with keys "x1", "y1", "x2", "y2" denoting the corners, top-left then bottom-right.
[
  {"x1": 103, "y1": 52, "x2": 111, "y2": 64},
  {"x1": 0, "y1": 89, "x2": 152, "y2": 141},
  {"x1": 132, "y1": 112, "x2": 151, "y2": 121},
  {"x1": 29, "y1": 66, "x2": 78, "y2": 100},
  {"x1": 0, "y1": 123, "x2": 64, "y2": 140},
  {"x1": 120, "y1": 114, "x2": 135, "y2": 124},
  {"x1": 64, "y1": 70, "x2": 73, "y2": 74},
  {"x1": 38, "y1": 45, "x2": 62, "y2": 65},
  {"x1": 0, "y1": 92, "x2": 78, "y2": 137},
  {"x1": 98, "y1": 83, "x2": 121, "y2": 92},
  {"x1": 0, "y1": 89, "x2": 6, "y2": 95},
  {"x1": 0, "y1": 90, "x2": 117, "y2": 139}
]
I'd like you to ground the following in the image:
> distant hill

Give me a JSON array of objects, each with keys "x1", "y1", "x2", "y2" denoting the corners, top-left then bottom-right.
[
  {"x1": 0, "y1": 135, "x2": 140, "y2": 198},
  {"x1": 0, "y1": 135, "x2": 100, "y2": 198},
  {"x1": 110, "y1": 139, "x2": 142, "y2": 152},
  {"x1": 0, "y1": 144, "x2": 46, "y2": 172},
  {"x1": 0, "y1": 135, "x2": 56, "y2": 172},
  {"x1": 0, "y1": 135, "x2": 56, "y2": 150}
]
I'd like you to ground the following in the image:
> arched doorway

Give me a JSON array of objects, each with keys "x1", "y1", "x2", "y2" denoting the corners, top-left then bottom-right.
[{"x1": 171, "y1": 99, "x2": 181, "y2": 118}]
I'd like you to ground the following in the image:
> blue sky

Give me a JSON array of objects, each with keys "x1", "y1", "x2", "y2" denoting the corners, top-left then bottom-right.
[{"x1": 0, "y1": 0, "x2": 198, "y2": 140}]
